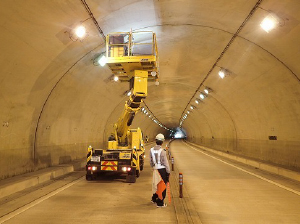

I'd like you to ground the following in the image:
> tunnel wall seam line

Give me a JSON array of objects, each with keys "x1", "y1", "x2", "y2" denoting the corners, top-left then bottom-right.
[
  {"x1": 80, "y1": 0, "x2": 106, "y2": 40},
  {"x1": 32, "y1": 44, "x2": 102, "y2": 166},
  {"x1": 177, "y1": 0, "x2": 264, "y2": 123},
  {"x1": 139, "y1": 23, "x2": 300, "y2": 83}
]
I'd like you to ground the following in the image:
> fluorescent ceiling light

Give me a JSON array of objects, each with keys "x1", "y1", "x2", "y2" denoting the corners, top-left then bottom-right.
[
  {"x1": 260, "y1": 14, "x2": 280, "y2": 33},
  {"x1": 218, "y1": 69, "x2": 225, "y2": 79},
  {"x1": 75, "y1": 25, "x2": 86, "y2": 38},
  {"x1": 98, "y1": 55, "x2": 107, "y2": 67}
]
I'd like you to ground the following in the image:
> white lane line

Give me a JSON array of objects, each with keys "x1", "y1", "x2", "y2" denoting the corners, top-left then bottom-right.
[
  {"x1": 0, "y1": 177, "x2": 84, "y2": 223},
  {"x1": 183, "y1": 142, "x2": 300, "y2": 196}
]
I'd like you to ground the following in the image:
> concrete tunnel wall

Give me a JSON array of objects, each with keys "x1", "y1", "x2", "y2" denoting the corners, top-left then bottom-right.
[{"x1": 0, "y1": 0, "x2": 300, "y2": 180}]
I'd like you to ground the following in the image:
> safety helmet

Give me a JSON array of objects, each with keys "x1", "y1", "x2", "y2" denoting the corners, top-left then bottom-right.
[{"x1": 155, "y1": 133, "x2": 165, "y2": 141}]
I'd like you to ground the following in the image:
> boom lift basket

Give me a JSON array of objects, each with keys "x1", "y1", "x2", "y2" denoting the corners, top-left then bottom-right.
[{"x1": 106, "y1": 31, "x2": 159, "y2": 82}]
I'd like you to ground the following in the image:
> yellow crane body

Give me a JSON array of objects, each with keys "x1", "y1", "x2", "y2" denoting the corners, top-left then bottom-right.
[{"x1": 86, "y1": 31, "x2": 159, "y2": 183}]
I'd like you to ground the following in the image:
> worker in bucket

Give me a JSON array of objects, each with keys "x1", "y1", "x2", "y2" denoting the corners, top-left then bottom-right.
[{"x1": 150, "y1": 133, "x2": 170, "y2": 208}]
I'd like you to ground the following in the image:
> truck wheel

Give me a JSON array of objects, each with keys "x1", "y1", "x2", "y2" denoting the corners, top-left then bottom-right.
[
  {"x1": 126, "y1": 168, "x2": 136, "y2": 183},
  {"x1": 140, "y1": 165, "x2": 144, "y2": 171},
  {"x1": 136, "y1": 170, "x2": 140, "y2": 178},
  {"x1": 86, "y1": 174, "x2": 93, "y2": 181},
  {"x1": 126, "y1": 174, "x2": 136, "y2": 183}
]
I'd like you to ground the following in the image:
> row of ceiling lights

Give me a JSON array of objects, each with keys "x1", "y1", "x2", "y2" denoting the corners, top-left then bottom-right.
[
  {"x1": 179, "y1": 86, "x2": 213, "y2": 127},
  {"x1": 71, "y1": 8, "x2": 282, "y2": 39},
  {"x1": 70, "y1": 9, "x2": 282, "y2": 130},
  {"x1": 141, "y1": 107, "x2": 172, "y2": 132},
  {"x1": 179, "y1": 10, "x2": 283, "y2": 128}
]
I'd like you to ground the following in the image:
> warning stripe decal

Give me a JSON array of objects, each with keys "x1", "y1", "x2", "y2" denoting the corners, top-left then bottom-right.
[
  {"x1": 132, "y1": 148, "x2": 137, "y2": 167},
  {"x1": 101, "y1": 166, "x2": 117, "y2": 171},
  {"x1": 87, "y1": 147, "x2": 93, "y2": 163},
  {"x1": 101, "y1": 161, "x2": 118, "y2": 166}
]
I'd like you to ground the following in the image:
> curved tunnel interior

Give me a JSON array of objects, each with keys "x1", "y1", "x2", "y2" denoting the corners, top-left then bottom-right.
[{"x1": 0, "y1": 0, "x2": 299, "y2": 180}]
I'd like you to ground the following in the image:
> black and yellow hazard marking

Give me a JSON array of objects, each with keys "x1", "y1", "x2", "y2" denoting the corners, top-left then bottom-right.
[
  {"x1": 87, "y1": 146, "x2": 93, "y2": 163},
  {"x1": 132, "y1": 147, "x2": 137, "y2": 167}
]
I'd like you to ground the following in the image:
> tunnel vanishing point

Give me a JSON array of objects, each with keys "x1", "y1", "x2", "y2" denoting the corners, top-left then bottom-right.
[{"x1": 0, "y1": 0, "x2": 299, "y2": 181}]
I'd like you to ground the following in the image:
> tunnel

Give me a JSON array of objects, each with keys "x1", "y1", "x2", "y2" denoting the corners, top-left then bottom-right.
[{"x1": 0, "y1": 0, "x2": 300, "y2": 223}]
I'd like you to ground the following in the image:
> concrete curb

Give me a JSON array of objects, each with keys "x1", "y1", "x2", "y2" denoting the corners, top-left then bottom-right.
[
  {"x1": 0, "y1": 159, "x2": 86, "y2": 200},
  {"x1": 187, "y1": 142, "x2": 300, "y2": 182}
]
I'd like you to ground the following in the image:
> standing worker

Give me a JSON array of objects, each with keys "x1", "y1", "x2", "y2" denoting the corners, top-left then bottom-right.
[{"x1": 150, "y1": 133, "x2": 170, "y2": 208}]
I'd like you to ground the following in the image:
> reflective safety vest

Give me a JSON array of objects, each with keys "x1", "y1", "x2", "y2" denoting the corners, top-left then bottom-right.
[{"x1": 151, "y1": 147, "x2": 166, "y2": 170}]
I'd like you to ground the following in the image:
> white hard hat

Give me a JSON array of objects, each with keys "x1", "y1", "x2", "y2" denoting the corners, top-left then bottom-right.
[{"x1": 155, "y1": 133, "x2": 165, "y2": 141}]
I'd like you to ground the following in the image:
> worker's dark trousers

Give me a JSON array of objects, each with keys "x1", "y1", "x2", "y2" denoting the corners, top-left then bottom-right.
[{"x1": 152, "y1": 168, "x2": 168, "y2": 206}]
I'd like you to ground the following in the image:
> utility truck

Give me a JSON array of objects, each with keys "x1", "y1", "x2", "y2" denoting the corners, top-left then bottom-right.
[{"x1": 86, "y1": 31, "x2": 159, "y2": 183}]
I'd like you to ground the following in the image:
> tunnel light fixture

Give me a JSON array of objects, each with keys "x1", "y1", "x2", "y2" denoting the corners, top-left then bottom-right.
[
  {"x1": 204, "y1": 87, "x2": 212, "y2": 94},
  {"x1": 195, "y1": 99, "x2": 200, "y2": 104},
  {"x1": 187, "y1": 111, "x2": 190, "y2": 114},
  {"x1": 155, "y1": 79, "x2": 159, "y2": 86},
  {"x1": 98, "y1": 55, "x2": 107, "y2": 67},
  {"x1": 190, "y1": 105, "x2": 194, "y2": 110},
  {"x1": 123, "y1": 90, "x2": 131, "y2": 96},
  {"x1": 141, "y1": 108, "x2": 144, "y2": 112},
  {"x1": 260, "y1": 13, "x2": 282, "y2": 33},
  {"x1": 75, "y1": 25, "x2": 86, "y2": 38},
  {"x1": 218, "y1": 69, "x2": 226, "y2": 79},
  {"x1": 200, "y1": 93, "x2": 206, "y2": 100},
  {"x1": 93, "y1": 52, "x2": 107, "y2": 67},
  {"x1": 113, "y1": 76, "x2": 119, "y2": 82}
]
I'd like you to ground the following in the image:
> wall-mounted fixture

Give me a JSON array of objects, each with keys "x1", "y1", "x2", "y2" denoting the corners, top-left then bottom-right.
[
  {"x1": 200, "y1": 93, "x2": 206, "y2": 100},
  {"x1": 123, "y1": 90, "x2": 131, "y2": 96},
  {"x1": 67, "y1": 19, "x2": 91, "y2": 42},
  {"x1": 260, "y1": 13, "x2": 284, "y2": 33},
  {"x1": 93, "y1": 52, "x2": 107, "y2": 67},
  {"x1": 2, "y1": 121, "x2": 9, "y2": 127},
  {"x1": 218, "y1": 68, "x2": 230, "y2": 79},
  {"x1": 113, "y1": 76, "x2": 119, "y2": 82},
  {"x1": 204, "y1": 87, "x2": 213, "y2": 94}
]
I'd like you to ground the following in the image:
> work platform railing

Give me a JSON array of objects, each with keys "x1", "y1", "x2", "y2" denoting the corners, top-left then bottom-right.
[{"x1": 105, "y1": 31, "x2": 159, "y2": 82}]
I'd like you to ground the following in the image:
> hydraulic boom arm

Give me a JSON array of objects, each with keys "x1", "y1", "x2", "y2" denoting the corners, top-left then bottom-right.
[{"x1": 114, "y1": 70, "x2": 148, "y2": 146}]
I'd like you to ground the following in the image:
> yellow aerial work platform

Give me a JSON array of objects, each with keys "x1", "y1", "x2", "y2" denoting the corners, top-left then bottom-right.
[{"x1": 105, "y1": 31, "x2": 159, "y2": 82}]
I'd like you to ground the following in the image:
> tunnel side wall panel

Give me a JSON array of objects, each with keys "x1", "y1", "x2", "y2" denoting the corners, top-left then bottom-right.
[{"x1": 188, "y1": 137, "x2": 300, "y2": 171}]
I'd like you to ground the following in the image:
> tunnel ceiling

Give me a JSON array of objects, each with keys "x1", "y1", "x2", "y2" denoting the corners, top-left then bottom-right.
[
  {"x1": 86, "y1": 0, "x2": 300, "y2": 132},
  {"x1": 1, "y1": 0, "x2": 300, "y2": 163}
]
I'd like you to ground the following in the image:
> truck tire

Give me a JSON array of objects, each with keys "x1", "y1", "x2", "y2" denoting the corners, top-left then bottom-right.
[
  {"x1": 86, "y1": 174, "x2": 93, "y2": 181},
  {"x1": 126, "y1": 168, "x2": 136, "y2": 183}
]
